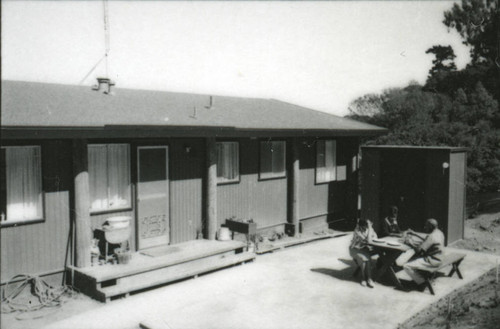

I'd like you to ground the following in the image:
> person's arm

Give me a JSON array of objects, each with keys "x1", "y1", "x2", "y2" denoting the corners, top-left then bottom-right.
[
  {"x1": 394, "y1": 220, "x2": 402, "y2": 233},
  {"x1": 381, "y1": 218, "x2": 390, "y2": 237},
  {"x1": 367, "y1": 221, "x2": 377, "y2": 243},
  {"x1": 415, "y1": 232, "x2": 434, "y2": 253}
]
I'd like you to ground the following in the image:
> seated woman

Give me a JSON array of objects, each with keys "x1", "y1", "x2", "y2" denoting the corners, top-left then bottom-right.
[
  {"x1": 381, "y1": 205, "x2": 402, "y2": 237},
  {"x1": 349, "y1": 218, "x2": 378, "y2": 288}
]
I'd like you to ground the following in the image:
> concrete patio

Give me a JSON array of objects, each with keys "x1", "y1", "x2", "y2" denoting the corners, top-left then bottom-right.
[{"x1": 23, "y1": 234, "x2": 500, "y2": 329}]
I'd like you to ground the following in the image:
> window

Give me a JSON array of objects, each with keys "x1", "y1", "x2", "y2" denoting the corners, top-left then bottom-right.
[
  {"x1": 316, "y1": 140, "x2": 337, "y2": 183},
  {"x1": 1, "y1": 146, "x2": 43, "y2": 225},
  {"x1": 260, "y1": 141, "x2": 286, "y2": 180},
  {"x1": 216, "y1": 142, "x2": 239, "y2": 184},
  {"x1": 88, "y1": 144, "x2": 131, "y2": 213}
]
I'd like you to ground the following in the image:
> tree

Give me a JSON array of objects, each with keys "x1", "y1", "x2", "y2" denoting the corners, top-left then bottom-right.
[
  {"x1": 426, "y1": 45, "x2": 457, "y2": 75},
  {"x1": 345, "y1": 0, "x2": 500, "y2": 194},
  {"x1": 347, "y1": 93, "x2": 384, "y2": 120},
  {"x1": 345, "y1": 82, "x2": 500, "y2": 194},
  {"x1": 425, "y1": 45, "x2": 457, "y2": 90},
  {"x1": 443, "y1": 0, "x2": 499, "y2": 65}
]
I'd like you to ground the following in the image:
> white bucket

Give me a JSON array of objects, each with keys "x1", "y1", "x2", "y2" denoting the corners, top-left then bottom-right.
[
  {"x1": 105, "y1": 227, "x2": 131, "y2": 244},
  {"x1": 218, "y1": 227, "x2": 231, "y2": 241},
  {"x1": 106, "y1": 216, "x2": 130, "y2": 229}
]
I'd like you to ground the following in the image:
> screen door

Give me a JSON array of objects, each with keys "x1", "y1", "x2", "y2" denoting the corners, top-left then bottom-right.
[{"x1": 137, "y1": 146, "x2": 169, "y2": 250}]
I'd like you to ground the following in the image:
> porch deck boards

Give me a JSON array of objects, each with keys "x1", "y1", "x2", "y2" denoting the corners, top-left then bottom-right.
[
  {"x1": 68, "y1": 239, "x2": 254, "y2": 302},
  {"x1": 99, "y1": 252, "x2": 255, "y2": 299},
  {"x1": 69, "y1": 239, "x2": 246, "y2": 282}
]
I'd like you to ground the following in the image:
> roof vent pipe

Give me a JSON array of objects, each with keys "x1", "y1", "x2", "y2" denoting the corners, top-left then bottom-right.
[
  {"x1": 92, "y1": 77, "x2": 115, "y2": 95},
  {"x1": 206, "y1": 96, "x2": 215, "y2": 109}
]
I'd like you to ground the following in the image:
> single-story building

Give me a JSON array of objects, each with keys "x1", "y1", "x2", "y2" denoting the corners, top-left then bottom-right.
[{"x1": 1, "y1": 79, "x2": 385, "y2": 300}]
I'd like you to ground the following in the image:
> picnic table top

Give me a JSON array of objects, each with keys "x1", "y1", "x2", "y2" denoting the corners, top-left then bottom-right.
[{"x1": 369, "y1": 235, "x2": 412, "y2": 252}]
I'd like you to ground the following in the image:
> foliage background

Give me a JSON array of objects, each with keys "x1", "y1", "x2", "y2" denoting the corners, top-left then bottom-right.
[{"x1": 348, "y1": 0, "x2": 500, "y2": 195}]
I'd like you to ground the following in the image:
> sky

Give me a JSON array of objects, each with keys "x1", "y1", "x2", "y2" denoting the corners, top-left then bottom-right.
[{"x1": 1, "y1": 1, "x2": 471, "y2": 116}]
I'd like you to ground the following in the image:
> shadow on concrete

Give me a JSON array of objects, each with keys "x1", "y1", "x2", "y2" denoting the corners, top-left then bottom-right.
[
  {"x1": 337, "y1": 258, "x2": 356, "y2": 267},
  {"x1": 312, "y1": 258, "x2": 407, "y2": 289},
  {"x1": 311, "y1": 258, "x2": 360, "y2": 283}
]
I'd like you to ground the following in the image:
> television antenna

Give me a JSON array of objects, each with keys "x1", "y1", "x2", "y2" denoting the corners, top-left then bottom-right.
[{"x1": 79, "y1": 0, "x2": 111, "y2": 84}]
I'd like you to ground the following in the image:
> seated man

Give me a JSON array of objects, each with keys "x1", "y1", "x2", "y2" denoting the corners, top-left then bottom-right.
[
  {"x1": 403, "y1": 218, "x2": 445, "y2": 288},
  {"x1": 381, "y1": 205, "x2": 402, "y2": 237}
]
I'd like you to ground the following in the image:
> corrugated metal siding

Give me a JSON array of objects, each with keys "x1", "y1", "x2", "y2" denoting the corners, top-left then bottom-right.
[
  {"x1": 169, "y1": 139, "x2": 204, "y2": 244},
  {"x1": 217, "y1": 139, "x2": 287, "y2": 229},
  {"x1": 1, "y1": 140, "x2": 72, "y2": 282}
]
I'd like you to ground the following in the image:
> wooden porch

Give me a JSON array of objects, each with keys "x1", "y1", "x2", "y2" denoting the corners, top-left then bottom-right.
[{"x1": 67, "y1": 239, "x2": 254, "y2": 302}]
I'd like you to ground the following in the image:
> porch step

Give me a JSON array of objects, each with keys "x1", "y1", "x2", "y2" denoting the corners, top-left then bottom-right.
[{"x1": 96, "y1": 252, "x2": 255, "y2": 302}]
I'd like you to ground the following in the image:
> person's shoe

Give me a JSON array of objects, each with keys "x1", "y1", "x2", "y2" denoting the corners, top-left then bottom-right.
[
  {"x1": 367, "y1": 279, "x2": 375, "y2": 288},
  {"x1": 361, "y1": 280, "x2": 367, "y2": 287}
]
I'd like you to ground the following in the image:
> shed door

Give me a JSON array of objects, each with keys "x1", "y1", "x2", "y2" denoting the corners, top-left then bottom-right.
[{"x1": 137, "y1": 146, "x2": 169, "y2": 250}]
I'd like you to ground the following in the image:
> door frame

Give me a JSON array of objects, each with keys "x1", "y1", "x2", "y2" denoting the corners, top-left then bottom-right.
[{"x1": 136, "y1": 145, "x2": 170, "y2": 250}]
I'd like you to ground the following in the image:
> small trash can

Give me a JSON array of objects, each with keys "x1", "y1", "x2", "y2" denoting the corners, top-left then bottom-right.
[{"x1": 218, "y1": 227, "x2": 231, "y2": 241}]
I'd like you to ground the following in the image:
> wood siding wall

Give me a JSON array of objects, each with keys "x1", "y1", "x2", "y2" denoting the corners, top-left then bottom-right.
[
  {"x1": 169, "y1": 139, "x2": 204, "y2": 244},
  {"x1": 1, "y1": 136, "x2": 361, "y2": 282},
  {"x1": 217, "y1": 139, "x2": 287, "y2": 229},
  {"x1": 91, "y1": 138, "x2": 205, "y2": 248},
  {"x1": 447, "y1": 152, "x2": 466, "y2": 243},
  {"x1": 1, "y1": 140, "x2": 72, "y2": 283},
  {"x1": 298, "y1": 138, "x2": 358, "y2": 224},
  {"x1": 424, "y1": 150, "x2": 450, "y2": 234},
  {"x1": 360, "y1": 149, "x2": 381, "y2": 231}
]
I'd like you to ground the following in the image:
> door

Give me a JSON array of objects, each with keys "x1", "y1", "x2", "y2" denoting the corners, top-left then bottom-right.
[{"x1": 137, "y1": 146, "x2": 169, "y2": 250}]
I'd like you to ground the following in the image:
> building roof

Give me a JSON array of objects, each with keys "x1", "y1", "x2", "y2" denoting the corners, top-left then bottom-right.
[{"x1": 1, "y1": 80, "x2": 386, "y2": 139}]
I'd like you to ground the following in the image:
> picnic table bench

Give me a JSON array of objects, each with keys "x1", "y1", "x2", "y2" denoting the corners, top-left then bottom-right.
[{"x1": 409, "y1": 251, "x2": 466, "y2": 295}]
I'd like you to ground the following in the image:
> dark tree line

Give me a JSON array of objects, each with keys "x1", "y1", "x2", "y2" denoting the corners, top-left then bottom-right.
[{"x1": 347, "y1": 0, "x2": 500, "y2": 195}]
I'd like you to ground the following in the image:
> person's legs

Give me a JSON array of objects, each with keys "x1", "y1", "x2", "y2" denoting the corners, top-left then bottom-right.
[
  {"x1": 403, "y1": 258, "x2": 429, "y2": 285},
  {"x1": 365, "y1": 259, "x2": 374, "y2": 287},
  {"x1": 357, "y1": 249, "x2": 374, "y2": 287},
  {"x1": 350, "y1": 248, "x2": 372, "y2": 287},
  {"x1": 396, "y1": 248, "x2": 416, "y2": 267}
]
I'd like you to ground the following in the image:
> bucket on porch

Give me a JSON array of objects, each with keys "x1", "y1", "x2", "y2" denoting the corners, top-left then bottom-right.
[
  {"x1": 116, "y1": 250, "x2": 132, "y2": 264},
  {"x1": 106, "y1": 216, "x2": 130, "y2": 229},
  {"x1": 218, "y1": 227, "x2": 231, "y2": 241},
  {"x1": 103, "y1": 216, "x2": 131, "y2": 244}
]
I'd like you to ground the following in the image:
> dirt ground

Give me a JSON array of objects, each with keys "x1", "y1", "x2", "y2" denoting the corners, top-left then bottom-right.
[{"x1": 399, "y1": 200, "x2": 500, "y2": 329}]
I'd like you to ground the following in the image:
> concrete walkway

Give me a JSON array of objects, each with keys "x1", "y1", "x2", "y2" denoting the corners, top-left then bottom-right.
[{"x1": 41, "y1": 234, "x2": 499, "y2": 329}]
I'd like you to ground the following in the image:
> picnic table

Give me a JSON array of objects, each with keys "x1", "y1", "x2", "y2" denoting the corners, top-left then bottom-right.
[
  {"x1": 368, "y1": 233, "x2": 426, "y2": 288},
  {"x1": 367, "y1": 233, "x2": 466, "y2": 294}
]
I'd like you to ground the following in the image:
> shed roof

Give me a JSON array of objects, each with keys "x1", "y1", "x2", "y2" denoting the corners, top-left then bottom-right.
[{"x1": 1, "y1": 80, "x2": 386, "y2": 138}]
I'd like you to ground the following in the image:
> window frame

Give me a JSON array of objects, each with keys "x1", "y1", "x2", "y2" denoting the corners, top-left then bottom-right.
[
  {"x1": 258, "y1": 140, "x2": 287, "y2": 181},
  {"x1": 88, "y1": 143, "x2": 132, "y2": 215},
  {"x1": 216, "y1": 141, "x2": 240, "y2": 185},
  {"x1": 315, "y1": 139, "x2": 337, "y2": 184},
  {"x1": 1, "y1": 145, "x2": 45, "y2": 227}
]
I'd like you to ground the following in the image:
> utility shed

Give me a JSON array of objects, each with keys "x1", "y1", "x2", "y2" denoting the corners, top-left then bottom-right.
[{"x1": 361, "y1": 145, "x2": 467, "y2": 245}]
